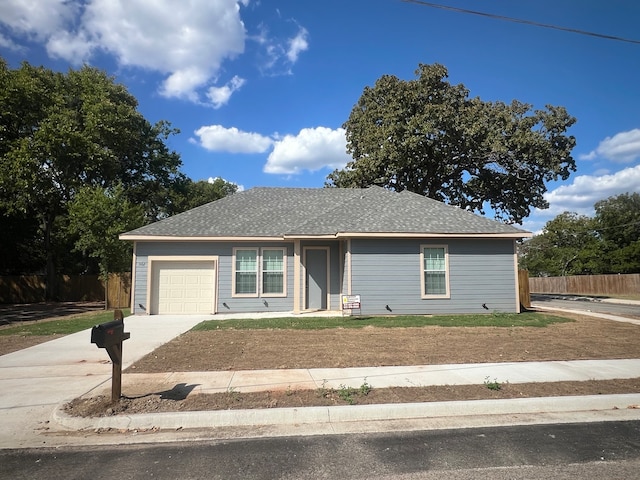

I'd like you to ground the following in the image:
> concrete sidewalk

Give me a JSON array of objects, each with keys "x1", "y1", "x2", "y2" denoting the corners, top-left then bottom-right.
[
  {"x1": 1, "y1": 311, "x2": 640, "y2": 449},
  {"x1": 87, "y1": 360, "x2": 640, "y2": 396}
]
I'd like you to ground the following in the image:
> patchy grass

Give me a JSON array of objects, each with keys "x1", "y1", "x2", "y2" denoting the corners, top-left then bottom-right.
[
  {"x1": 192, "y1": 311, "x2": 572, "y2": 331},
  {"x1": 0, "y1": 309, "x2": 131, "y2": 336}
]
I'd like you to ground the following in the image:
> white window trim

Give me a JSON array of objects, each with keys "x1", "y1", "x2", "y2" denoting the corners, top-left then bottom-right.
[
  {"x1": 232, "y1": 247, "x2": 259, "y2": 298},
  {"x1": 420, "y1": 244, "x2": 451, "y2": 299},
  {"x1": 232, "y1": 247, "x2": 288, "y2": 298},
  {"x1": 261, "y1": 247, "x2": 287, "y2": 298}
]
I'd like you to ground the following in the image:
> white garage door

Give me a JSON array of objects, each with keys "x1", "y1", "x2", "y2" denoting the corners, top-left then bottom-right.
[{"x1": 152, "y1": 261, "x2": 215, "y2": 314}]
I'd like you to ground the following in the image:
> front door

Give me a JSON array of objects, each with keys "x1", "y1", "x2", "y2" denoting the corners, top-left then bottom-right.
[{"x1": 305, "y1": 248, "x2": 328, "y2": 310}]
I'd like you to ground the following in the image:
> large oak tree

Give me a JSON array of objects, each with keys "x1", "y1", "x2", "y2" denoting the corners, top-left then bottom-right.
[
  {"x1": 327, "y1": 63, "x2": 577, "y2": 224},
  {"x1": 0, "y1": 59, "x2": 183, "y2": 297}
]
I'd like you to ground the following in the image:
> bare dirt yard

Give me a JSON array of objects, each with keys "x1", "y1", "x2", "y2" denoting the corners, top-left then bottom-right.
[{"x1": 62, "y1": 311, "x2": 640, "y2": 417}]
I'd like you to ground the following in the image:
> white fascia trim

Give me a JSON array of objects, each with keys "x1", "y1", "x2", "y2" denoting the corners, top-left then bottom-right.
[
  {"x1": 121, "y1": 232, "x2": 532, "y2": 241},
  {"x1": 119, "y1": 235, "x2": 284, "y2": 242},
  {"x1": 334, "y1": 232, "x2": 532, "y2": 239}
]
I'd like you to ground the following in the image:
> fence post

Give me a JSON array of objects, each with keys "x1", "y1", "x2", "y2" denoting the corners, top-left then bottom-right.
[{"x1": 518, "y1": 270, "x2": 531, "y2": 309}]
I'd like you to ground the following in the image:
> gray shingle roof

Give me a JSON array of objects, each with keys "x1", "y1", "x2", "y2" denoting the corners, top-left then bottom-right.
[{"x1": 121, "y1": 186, "x2": 530, "y2": 238}]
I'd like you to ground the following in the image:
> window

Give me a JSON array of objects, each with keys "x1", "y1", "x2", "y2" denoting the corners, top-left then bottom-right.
[
  {"x1": 234, "y1": 249, "x2": 257, "y2": 296},
  {"x1": 262, "y1": 249, "x2": 284, "y2": 295},
  {"x1": 233, "y1": 247, "x2": 287, "y2": 297},
  {"x1": 420, "y1": 245, "x2": 449, "y2": 298}
]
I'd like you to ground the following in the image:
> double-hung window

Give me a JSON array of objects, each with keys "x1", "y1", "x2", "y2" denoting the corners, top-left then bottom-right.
[
  {"x1": 233, "y1": 247, "x2": 287, "y2": 297},
  {"x1": 262, "y1": 249, "x2": 284, "y2": 295},
  {"x1": 234, "y1": 249, "x2": 258, "y2": 296},
  {"x1": 420, "y1": 245, "x2": 450, "y2": 298}
]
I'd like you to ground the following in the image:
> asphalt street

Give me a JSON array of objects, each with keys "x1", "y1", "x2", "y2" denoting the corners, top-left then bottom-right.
[
  {"x1": 531, "y1": 294, "x2": 640, "y2": 318},
  {"x1": 1, "y1": 421, "x2": 639, "y2": 480}
]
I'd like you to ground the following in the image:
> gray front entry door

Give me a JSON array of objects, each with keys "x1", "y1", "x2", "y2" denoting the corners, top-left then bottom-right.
[{"x1": 305, "y1": 249, "x2": 327, "y2": 310}]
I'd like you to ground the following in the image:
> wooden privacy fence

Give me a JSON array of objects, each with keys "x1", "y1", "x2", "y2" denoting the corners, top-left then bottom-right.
[
  {"x1": 0, "y1": 273, "x2": 131, "y2": 308},
  {"x1": 529, "y1": 273, "x2": 640, "y2": 297},
  {"x1": 105, "y1": 273, "x2": 131, "y2": 309}
]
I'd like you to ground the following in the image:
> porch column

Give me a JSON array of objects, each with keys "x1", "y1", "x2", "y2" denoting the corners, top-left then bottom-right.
[
  {"x1": 293, "y1": 239, "x2": 301, "y2": 313},
  {"x1": 346, "y1": 238, "x2": 352, "y2": 295}
]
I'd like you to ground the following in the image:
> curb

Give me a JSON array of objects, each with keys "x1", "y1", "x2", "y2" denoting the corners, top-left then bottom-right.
[{"x1": 53, "y1": 394, "x2": 640, "y2": 432}]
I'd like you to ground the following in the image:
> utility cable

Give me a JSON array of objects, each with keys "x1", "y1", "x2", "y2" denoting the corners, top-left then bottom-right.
[{"x1": 401, "y1": 0, "x2": 640, "y2": 45}]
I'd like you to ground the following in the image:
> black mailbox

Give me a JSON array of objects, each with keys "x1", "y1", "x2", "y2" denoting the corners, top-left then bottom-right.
[{"x1": 91, "y1": 319, "x2": 130, "y2": 348}]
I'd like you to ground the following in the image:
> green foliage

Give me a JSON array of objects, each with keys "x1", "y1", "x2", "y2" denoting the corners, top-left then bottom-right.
[
  {"x1": 0, "y1": 58, "x2": 236, "y2": 279},
  {"x1": 0, "y1": 59, "x2": 184, "y2": 283},
  {"x1": 316, "y1": 380, "x2": 373, "y2": 405},
  {"x1": 67, "y1": 184, "x2": 145, "y2": 278},
  {"x1": 594, "y1": 193, "x2": 640, "y2": 274},
  {"x1": 167, "y1": 177, "x2": 239, "y2": 215},
  {"x1": 520, "y1": 192, "x2": 640, "y2": 276},
  {"x1": 192, "y1": 312, "x2": 572, "y2": 331},
  {"x1": 0, "y1": 60, "x2": 183, "y2": 219},
  {"x1": 359, "y1": 379, "x2": 372, "y2": 396},
  {"x1": 0, "y1": 309, "x2": 130, "y2": 336},
  {"x1": 483, "y1": 376, "x2": 502, "y2": 391},
  {"x1": 519, "y1": 212, "x2": 601, "y2": 276},
  {"x1": 337, "y1": 384, "x2": 358, "y2": 404},
  {"x1": 327, "y1": 63, "x2": 576, "y2": 224}
]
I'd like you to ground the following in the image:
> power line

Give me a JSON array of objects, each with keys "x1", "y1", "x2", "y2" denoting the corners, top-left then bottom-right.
[{"x1": 400, "y1": 0, "x2": 640, "y2": 45}]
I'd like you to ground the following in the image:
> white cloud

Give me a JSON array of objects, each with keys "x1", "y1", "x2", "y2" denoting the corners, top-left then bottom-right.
[
  {"x1": 521, "y1": 165, "x2": 640, "y2": 233},
  {"x1": 286, "y1": 27, "x2": 309, "y2": 63},
  {"x1": 264, "y1": 127, "x2": 349, "y2": 174},
  {"x1": 206, "y1": 76, "x2": 246, "y2": 109},
  {"x1": 0, "y1": 32, "x2": 25, "y2": 52},
  {"x1": 253, "y1": 23, "x2": 309, "y2": 75},
  {"x1": 1, "y1": 0, "x2": 310, "y2": 106},
  {"x1": 580, "y1": 128, "x2": 640, "y2": 163},
  {"x1": 193, "y1": 125, "x2": 273, "y2": 154},
  {"x1": 2, "y1": 0, "x2": 247, "y2": 106},
  {"x1": 46, "y1": 30, "x2": 95, "y2": 62},
  {"x1": 160, "y1": 67, "x2": 211, "y2": 103},
  {"x1": 0, "y1": 0, "x2": 78, "y2": 41}
]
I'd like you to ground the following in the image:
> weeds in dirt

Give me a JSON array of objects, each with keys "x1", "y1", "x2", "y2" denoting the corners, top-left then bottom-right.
[
  {"x1": 359, "y1": 378, "x2": 372, "y2": 396},
  {"x1": 316, "y1": 380, "x2": 329, "y2": 399},
  {"x1": 316, "y1": 379, "x2": 374, "y2": 405},
  {"x1": 484, "y1": 376, "x2": 503, "y2": 391},
  {"x1": 226, "y1": 386, "x2": 242, "y2": 402}
]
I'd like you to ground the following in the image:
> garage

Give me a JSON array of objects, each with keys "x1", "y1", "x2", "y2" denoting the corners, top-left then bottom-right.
[{"x1": 151, "y1": 260, "x2": 216, "y2": 314}]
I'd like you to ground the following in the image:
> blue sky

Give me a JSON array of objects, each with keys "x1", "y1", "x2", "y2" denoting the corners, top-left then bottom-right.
[{"x1": 1, "y1": 0, "x2": 639, "y2": 233}]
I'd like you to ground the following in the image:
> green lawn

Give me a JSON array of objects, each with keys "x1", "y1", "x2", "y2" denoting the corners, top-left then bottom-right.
[
  {"x1": 0, "y1": 309, "x2": 131, "y2": 336},
  {"x1": 192, "y1": 311, "x2": 573, "y2": 331},
  {"x1": 0, "y1": 309, "x2": 573, "y2": 337}
]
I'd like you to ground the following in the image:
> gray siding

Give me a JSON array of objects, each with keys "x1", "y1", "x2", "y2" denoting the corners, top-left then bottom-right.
[
  {"x1": 349, "y1": 238, "x2": 517, "y2": 315},
  {"x1": 134, "y1": 241, "x2": 294, "y2": 315},
  {"x1": 132, "y1": 237, "x2": 518, "y2": 316}
]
